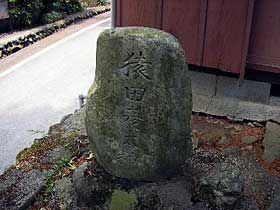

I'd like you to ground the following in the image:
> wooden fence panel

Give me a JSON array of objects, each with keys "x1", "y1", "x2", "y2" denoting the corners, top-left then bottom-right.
[
  {"x1": 114, "y1": 0, "x2": 256, "y2": 75},
  {"x1": 247, "y1": 0, "x2": 280, "y2": 73},
  {"x1": 115, "y1": 0, "x2": 162, "y2": 29},
  {"x1": 202, "y1": 0, "x2": 253, "y2": 74},
  {"x1": 162, "y1": 0, "x2": 207, "y2": 66}
]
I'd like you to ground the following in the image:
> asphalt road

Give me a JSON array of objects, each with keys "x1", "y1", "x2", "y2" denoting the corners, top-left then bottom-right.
[{"x1": 0, "y1": 19, "x2": 110, "y2": 173}]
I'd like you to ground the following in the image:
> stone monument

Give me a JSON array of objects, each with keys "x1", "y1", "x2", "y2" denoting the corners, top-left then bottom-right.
[{"x1": 85, "y1": 27, "x2": 192, "y2": 181}]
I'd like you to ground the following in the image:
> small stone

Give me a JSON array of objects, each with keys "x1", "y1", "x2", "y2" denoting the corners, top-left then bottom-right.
[
  {"x1": 85, "y1": 27, "x2": 192, "y2": 181},
  {"x1": 192, "y1": 134, "x2": 199, "y2": 150},
  {"x1": 54, "y1": 177, "x2": 76, "y2": 209},
  {"x1": 253, "y1": 122, "x2": 263, "y2": 127},
  {"x1": 225, "y1": 125, "x2": 234, "y2": 129},
  {"x1": 241, "y1": 136, "x2": 258, "y2": 144},
  {"x1": 262, "y1": 122, "x2": 280, "y2": 161},
  {"x1": 248, "y1": 122, "x2": 255, "y2": 127},
  {"x1": 193, "y1": 160, "x2": 244, "y2": 208},
  {"x1": 244, "y1": 145, "x2": 253, "y2": 151},
  {"x1": 223, "y1": 147, "x2": 242, "y2": 155},
  {"x1": 234, "y1": 125, "x2": 243, "y2": 132},
  {"x1": 219, "y1": 136, "x2": 230, "y2": 144},
  {"x1": 72, "y1": 162, "x2": 113, "y2": 207}
]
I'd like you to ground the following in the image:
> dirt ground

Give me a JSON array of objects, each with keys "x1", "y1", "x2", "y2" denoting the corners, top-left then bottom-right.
[{"x1": 191, "y1": 114, "x2": 280, "y2": 177}]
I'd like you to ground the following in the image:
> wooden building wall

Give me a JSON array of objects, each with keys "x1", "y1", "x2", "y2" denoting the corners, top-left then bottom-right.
[{"x1": 115, "y1": 0, "x2": 280, "y2": 76}]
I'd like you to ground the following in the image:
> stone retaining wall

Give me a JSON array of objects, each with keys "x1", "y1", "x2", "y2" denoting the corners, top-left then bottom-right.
[{"x1": 0, "y1": 5, "x2": 110, "y2": 59}]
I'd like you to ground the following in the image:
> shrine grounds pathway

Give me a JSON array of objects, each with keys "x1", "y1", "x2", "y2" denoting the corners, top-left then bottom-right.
[{"x1": 0, "y1": 12, "x2": 110, "y2": 173}]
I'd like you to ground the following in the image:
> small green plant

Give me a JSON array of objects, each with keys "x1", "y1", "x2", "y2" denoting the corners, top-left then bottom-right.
[
  {"x1": 42, "y1": 11, "x2": 63, "y2": 23},
  {"x1": 8, "y1": 0, "x2": 82, "y2": 29},
  {"x1": 8, "y1": 0, "x2": 44, "y2": 28},
  {"x1": 69, "y1": 129, "x2": 79, "y2": 138},
  {"x1": 43, "y1": 156, "x2": 73, "y2": 195}
]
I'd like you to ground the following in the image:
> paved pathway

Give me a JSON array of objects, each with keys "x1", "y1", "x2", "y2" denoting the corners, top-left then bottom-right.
[{"x1": 0, "y1": 13, "x2": 110, "y2": 173}]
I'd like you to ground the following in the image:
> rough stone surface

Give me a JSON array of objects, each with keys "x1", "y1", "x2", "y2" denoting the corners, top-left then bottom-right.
[
  {"x1": 269, "y1": 96, "x2": 280, "y2": 107},
  {"x1": 187, "y1": 149, "x2": 278, "y2": 210},
  {"x1": 41, "y1": 146, "x2": 71, "y2": 165},
  {"x1": 265, "y1": 105, "x2": 280, "y2": 123},
  {"x1": 262, "y1": 122, "x2": 280, "y2": 161},
  {"x1": 192, "y1": 94, "x2": 212, "y2": 113},
  {"x1": 54, "y1": 177, "x2": 77, "y2": 209},
  {"x1": 216, "y1": 76, "x2": 271, "y2": 104},
  {"x1": 135, "y1": 177, "x2": 208, "y2": 210},
  {"x1": 196, "y1": 162, "x2": 244, "y2": 208},
  {"x1": 207, "y1": 96, "x2": 239, "y2": 119},
  {"x1": 222, "y1": 147, "x2": 242, "y2": 155},
  {"x1": 236, "y1": 101, "x2": 267, "y2": 122},
  {"x1": 72, "y1": 161, "x2": 113, "y2": 208},
  {"x1": 241, "y1": 136, "x2": 258, "y2": 144},
  {"x1": 0, "y1": 168, "x2": 44, "y2": 210},
  {"x1": 85, "y1": 27, "x2": 192, "y2": 181},
  {"x1": 190, "y1": 70, "x2": 216, "y2": 96},
  {"x1": 219, "y1": 136, "x2": 230, "y2": 144},
  {"x1": 268, "y1": 183, "x2": 280, "y2": 210},
  {"x1": 199, "y1": 95, "x2": 280, "y2": 123}
]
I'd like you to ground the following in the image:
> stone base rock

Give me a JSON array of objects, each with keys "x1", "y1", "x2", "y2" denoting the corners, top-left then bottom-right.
[
  {"x1": 0, "y1": 169, "x2": 44, "y2": 210},
  {"x1": 135, "y1": 177, "x2": 208, "y2": 210},
  {"x1": 188, "y1": 149, "x2": 279, "y2": 210},
  {"x1": 262, "y1": 121, "x2": 280, "y2": 161},
  {"x1": 55, "y1": 149, "x2": 278, "y2": 210}
]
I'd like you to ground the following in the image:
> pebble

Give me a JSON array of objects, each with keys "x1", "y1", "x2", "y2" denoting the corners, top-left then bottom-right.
[
  {"x1": 219, "y1": 136, "x2": 230, "y2": 144},
  {"x1": 244, "y1": 145, "x2": 253, "y2": 151},
  {"x1": 234, "y1": 125, "x2": 243, "y2": 132},
  {"x1": 241, "y1": 136, "x2": 258, "y2": 144}
]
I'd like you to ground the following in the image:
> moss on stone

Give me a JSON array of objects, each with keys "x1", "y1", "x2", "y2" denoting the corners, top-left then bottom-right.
[
  {"x1": 100, "y1": 27, "x2": 181, "y2": 49},
  {"x1": 109, "y1": 190, "x2": 137, "y2": 210},
  {"x1": 16, "y1": 140, "x2": 42, "y2": 161}
]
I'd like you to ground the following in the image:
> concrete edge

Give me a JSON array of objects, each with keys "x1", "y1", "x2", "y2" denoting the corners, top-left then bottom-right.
[{"x1": 192, "y1": 94, "x2": 280, "y2": 123}]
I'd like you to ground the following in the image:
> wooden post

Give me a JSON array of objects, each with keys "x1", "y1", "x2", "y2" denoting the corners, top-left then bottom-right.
[{"x1": 239, "y1": 0, "x2": 256, "y2": 80}]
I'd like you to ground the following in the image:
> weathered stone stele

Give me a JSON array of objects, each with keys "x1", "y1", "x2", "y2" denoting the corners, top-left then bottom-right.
[{"x1": 85, "y1": 27, "x2": 192, "y2": 181}]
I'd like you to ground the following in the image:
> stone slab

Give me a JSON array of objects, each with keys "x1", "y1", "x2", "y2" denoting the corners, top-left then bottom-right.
[
  {"x1": 190, "y1": 70, "x2": 217, "y2": 96},
  {"x1": 235, "y1": 101, "x2": 267, "y2": 122},
  {"x1": 262, "y1": 122, "x2": 280, "y2": 162},
  {"x1": 265, "y1": 105, "x2": 280, "y2": 123},
  {"x1": 192, "y1": 94, "x2": 212, "y2": 113},
  {"x1": 206, "y1": 96, "x2": 239, "y2": 119},
  {"x1": 216, "y1": 76, "x2": 271, "y2": 104},
  {"x1": 0, "y1": 169, "x2": 44, "y2": 210},
  {"x1": 241, "y1": 136, "x2": 258, "y2": 144},
  {"x1": 192, "y1": 94, "x2": 280, "y2": 123},
  {"x1": 269, "y1": 96, "x2": 280, "y2": 107}
]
